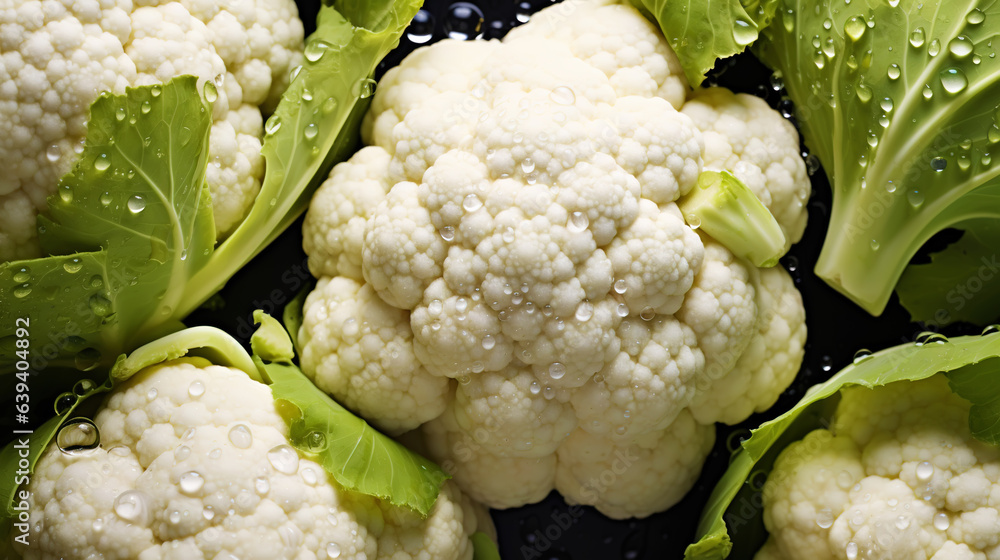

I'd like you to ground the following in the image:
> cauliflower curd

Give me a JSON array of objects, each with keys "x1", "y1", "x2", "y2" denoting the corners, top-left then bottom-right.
[
  {"x1": 0, "y1": 0, "x2": 305, "y2": 260},
  {"x1": 299, "y1": 0, "x2": 810, "y2": 518},
  {"x1": 16, "y1": 359, "x2": 493, "y2": 560},
  {"x1": 757, "y1": 376, "x2": 1000, "y2": 560}
]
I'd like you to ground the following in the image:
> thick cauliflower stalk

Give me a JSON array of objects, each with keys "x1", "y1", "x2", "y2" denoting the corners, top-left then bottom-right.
[
  {"x1": 14, "y1": 359, "x2": 493, "y2": 560},
  {"x1": 0, "y1": 0, "x2": 305, "y2": 260},
  {"x1": 758, "y1": 376, "x2": 1000, "y2": 560},
  {"x1": 299, "y1": 0, "x2": 809, "y2": 519}
]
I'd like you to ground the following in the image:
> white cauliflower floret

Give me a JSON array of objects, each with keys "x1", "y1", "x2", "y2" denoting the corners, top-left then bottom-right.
[
  {"x1": 298, "y1": 276, "x2": 451, "y2": 435},
  {"x1": 300, "y1": 0, "x2": 809, "y2": 519},
  {"x1": 555, "y1": 410, "x2": 715, "y2": 519},
  {"x1": 422, "y1": 408, "x2": 558, "y2": 509},
  {"x1": 505, "y1": 0, "x2": 689, "y2": 108},
  {"x1": 689, "y1": 265, "x2": 806, "y2": 425},
  {"x1": 758, "y1": 376, "x2": 1000, "y2": 560},
  {"x1": 15, "y1": 359, "x2": 492, "y2": 559},
  {"x1": 0, "y1": 0, "x2": 304, "y2": 260},
  {"x1": 304, "y1": 146, "x2": 395, "y2": 280},
  {"x1": 682, "y1": 87, "x2": 810, "y2": 243}
]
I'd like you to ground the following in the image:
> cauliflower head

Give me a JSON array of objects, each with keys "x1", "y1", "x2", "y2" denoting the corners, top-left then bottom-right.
[
  {"x1": 0, "y1": 0, "x2": 305, "y2": 260},
  {"x1": 299, "y1": 0, "x2": 809, "y2": 519},
  {"x1": 13, "y1": 358, "x2": 493, "y2": 560},
  {"x1": 759, "y1": 375, "x2": 1000, "y2": 560}
]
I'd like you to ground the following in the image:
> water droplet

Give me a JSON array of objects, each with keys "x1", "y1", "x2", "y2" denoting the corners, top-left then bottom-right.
[
  {"x1": 72, "y1": 379, "x2": 95, "y2": 396},
  {"x1": 114, "y1": 490, "x2": 150, "y2": 524},
  {"x1": 209, "y1": 447, "x2": 222, "y2": 459},
  {"x1": 140, "y1": 101, "x2": 151, "y2": 115},
  {"x1": 844, "y1": 16, "x2": 866, "y2": 40},
  {"x1": 267, "y1": 444, "x2": 299, "y2": 474},
  {"x1": 549, "y1": 86, "x2": 576, "y2": 105},
  {"x1": 89, "y1": 294, "x2": 112, "y2": 317},
  {"x1": 939, "y1": 68, "x2": 968, "y2": 93},
  {"x1": 614, "y1": 279, "x2": 627, "y2": 294},
  {"x1": 168, "y1": 510, "x2": 181, "y2": 524},
  {"x1": 202, "y1": 506, "x2": 215, "y2": 520},
  {"x1": 910, "y1": 27, "x2": 926, "y2": 48},
  {"x1": 949, "y1": 36, "x2": 974, "y2": 58},
  {"x1": 74, "y1": 348, "x2": 102, "y2": 371},
  {"x1": 931, "y1": 157, "x2": 947, "y2": 171},
  {"x1": 353, "y1": 78, "x2": 376, "y2": 99},
  {"x1": 407, "y1": 9, "x2": 435, "y2": 43},
  {"x1": 326, "y1": 542, "x2": 342, "y2": 558},
  {"x1": 520, "y1": 158, "x2": 536, "y2": 174},
  {"x1": 908, "y1": 189, "x2": 925, "y2": 208},
  {"x1": 732, "y1": 18, "x2": 756, "y2": 45},
  {"x1": 304, "y1": 122, "x2": 318, "y2": 140},
  {"x1": 846, "y1": 542, "x2": 858, "y2": 560},
  {"x1": 933, "y1": 512, "x2": 950, "y2": 530},
  {"x1": 127, "y1": 195, "x2": 146, "y2": 214},
  {"x1": 549, "y1": 363, "x2": 566, "y2": 380},
  {"x1": 967, "y1": 8, "x2": 986, "y2": 25},
  {"x1": 445, "y1": 2, "x2": 484, "y2": 40},
  {"x1": 575, "y1": 301, "x2": 593, "y2": 322},
  {"x1": 928, "y1": 38, "x2": 941, "y2": 56},
  {"x1": 769, "y1": 73, "x2": 784, "y2": 91},
  {"x1": 982, "y1": 324, "x2": 1000, "y2": 336},
  {"x1": 856, "y1": 83, "x2": 873, "y2": 102},
  {"x1": 54, "y1": 392, "x2": 76, "y2": 415},
  {"x1": 916, "y1": 461, "x2": 934, "y2": 480},
  {"x1": 463, "y1": 193, "x2": 483, "y2": 211},
  {"x1": 255, "y1": 477, "x2": 270, "y2": 494},
  {"x1": 179, "y1": 471, "x2": 204, "y2": 495},
  {"x1": 529, "y1": 381, "x2": 541, "y2": 395},
  {"x1": 174, "y1": 446, "x2": 191, "y2": 461},
  {"x1": 301, "y1": 468, "x2": 318, "y2": 485},
  {"x1": 62, "y1": 258, "x2": 83, "y2": 274},
  {"x1": 440, "y1": 226, "x2": 455, "y2": 241},
  {"x1": 923, "y1": 84, "x2": 934, "y2": 100},
  {"x1": 888, "y1": 64, "x2": 901, "y2": 80},
  {"x1": 639, "y1": 307, "x2": 656, "y2": 321},
  {"x1": 482, "y1": 335, "x2": 496, "y2": 350},
  {"x1": 816, "y1": 508, "x2": 834, "y2": 528},
  {"x1": 303, "y1": 431, "x2": 327, "y2": 452},
  {"x1": 57, "y1": 418, "x2": 100, "y2": 453},
  {"x1": 188, "y1": 380, "x2": 205, "y2": 398},
  {"x1": 853, "y1": 349, "x2": 873, "y2": 363},
  {"x1": 870, "y1": 239, "x2": 880, "y2": 251},
  {"x1": 203, "y1": 81, "x2": 218, "y2": 103},
  {"x1": 568, "y1": 211, "x2": 589, "y2": 233},
  {"x1": 265, "y1": 115, "x2": 282, "y2": 135},
  {"x1": 12, "y1": 268, "x2": 30, "y2": 283},
  {"x1": 304, "y1": 40, "x2": 332, "y2": 62},
  {"x1": 880, "y1": 97, "x2": 894, "y2": 112},
  {"x1": 94, "y1": 153, "x2": 110, "y2": 172},
  {"x1": 317, "y1": 97, "x2": 337, "y2": 118},
  {"x1": 228, "y1": 425, "x2": 253, "y2": 449},
  {"x1": 45, "y1": 143, "x2": 63, "y2": 163}
]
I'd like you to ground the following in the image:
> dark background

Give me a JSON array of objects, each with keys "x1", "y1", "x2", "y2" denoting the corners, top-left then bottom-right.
[{"x1": 185, "y1": 0, "x2": 982, "y2": 558}]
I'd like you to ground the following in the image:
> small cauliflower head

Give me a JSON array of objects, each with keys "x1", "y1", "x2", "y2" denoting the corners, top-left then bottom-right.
[
  {"x1": 0, "y1": 0, "x2": 305, "y2": 260},
  {"x1": 299, "y1": 0, "x2": 809, "y2": 519},
  {"x1": 758, "y1": 375, "x2": 1000, "y2": 560},
  {"x1": 13, "y1": 358, "x2": 493, "y2": 560}
]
